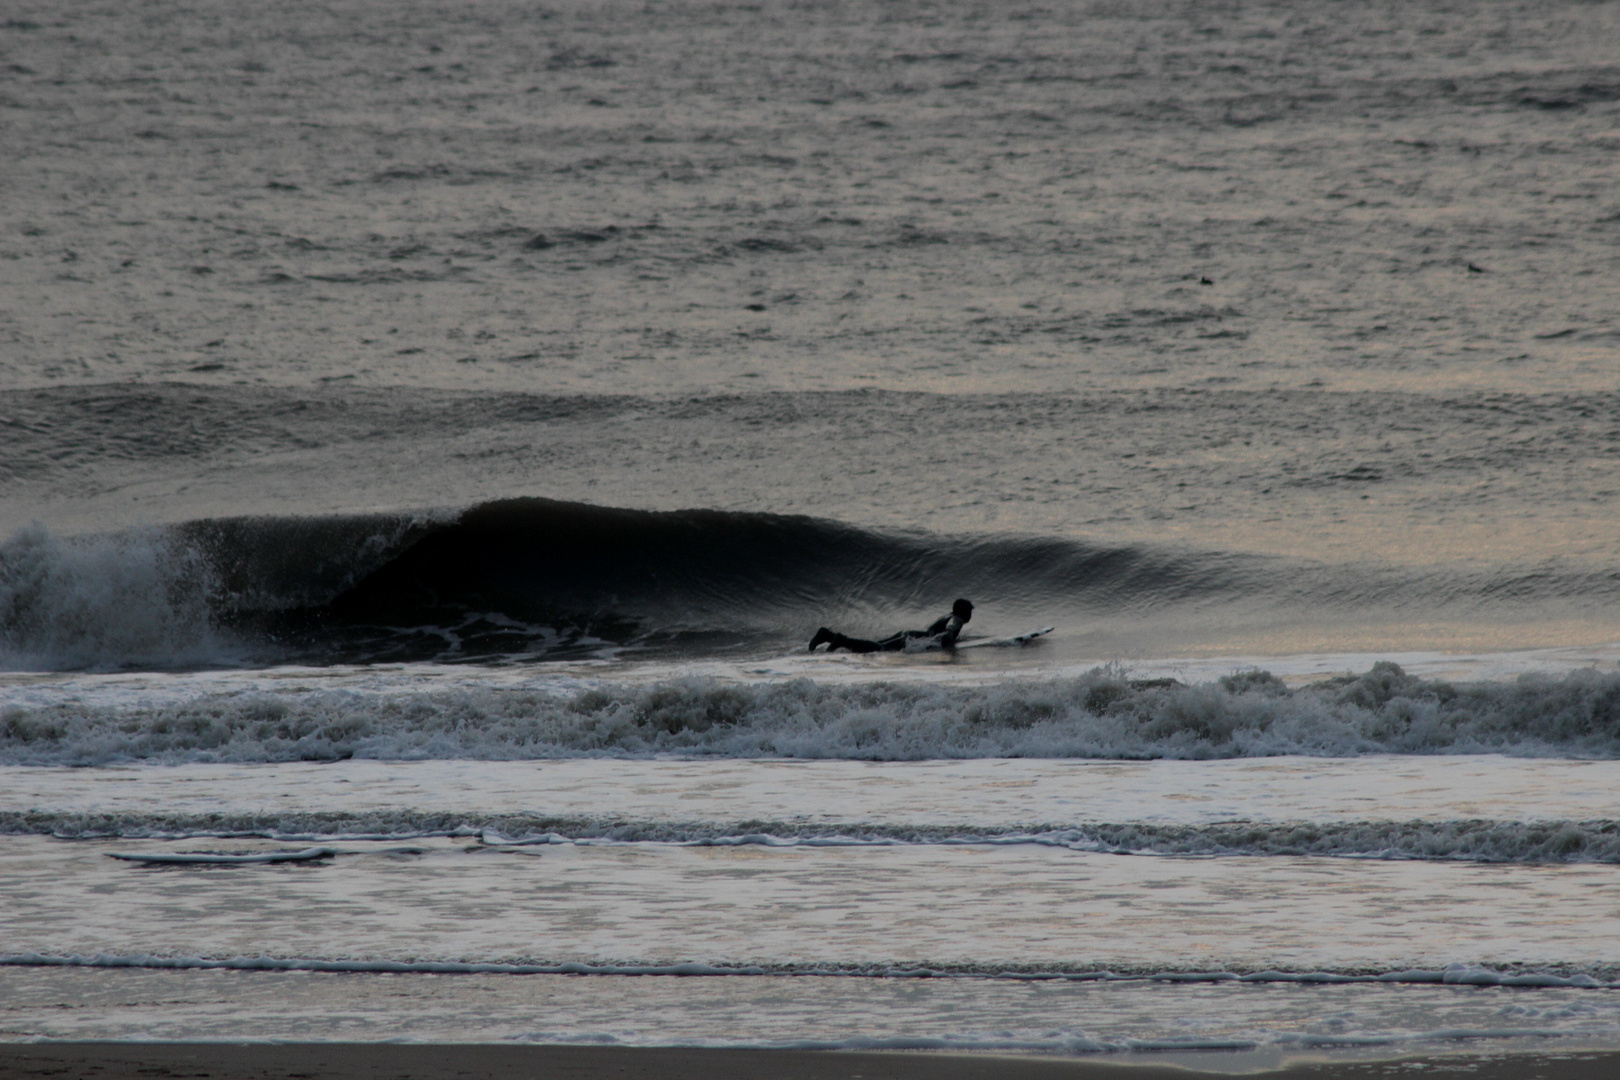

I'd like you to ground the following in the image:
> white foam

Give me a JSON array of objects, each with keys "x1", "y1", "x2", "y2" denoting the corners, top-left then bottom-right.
[{"x1": 8, "y1": 661, "x2": 1620, "y2": 764}]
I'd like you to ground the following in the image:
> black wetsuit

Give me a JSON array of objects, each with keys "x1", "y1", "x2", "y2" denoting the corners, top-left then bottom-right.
[{"x1": 815, "y1": 613, "x2": 969, "y2": 654}]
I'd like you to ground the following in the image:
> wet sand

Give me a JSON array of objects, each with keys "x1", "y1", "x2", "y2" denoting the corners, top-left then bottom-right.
[{"x1": 0, "y1": 1044, "x2": 1616, "y2": 1080}]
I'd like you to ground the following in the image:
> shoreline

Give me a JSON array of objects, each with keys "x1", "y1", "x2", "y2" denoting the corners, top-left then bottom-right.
[{"x1": 2, "y1": 1044, "x2": 1618, "y2": 1080}]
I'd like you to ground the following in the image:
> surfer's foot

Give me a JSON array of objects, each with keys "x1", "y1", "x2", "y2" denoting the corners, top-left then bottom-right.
[{"x1": 808, "y1": 628, "x2": 833, "y2": 652}]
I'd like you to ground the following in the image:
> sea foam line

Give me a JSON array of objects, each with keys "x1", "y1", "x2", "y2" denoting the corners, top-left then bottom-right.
[
  {"x1": 11, "y1": 812, "x2": 1620, "y2": 864},
  {"x1": 2, "y1": 953, "x2": 1614, "y2": 988}
]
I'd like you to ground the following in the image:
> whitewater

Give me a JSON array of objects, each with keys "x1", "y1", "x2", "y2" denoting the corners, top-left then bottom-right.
[{"x1": 4, "y1": 0, "x2": 1620, "y2": 1066}]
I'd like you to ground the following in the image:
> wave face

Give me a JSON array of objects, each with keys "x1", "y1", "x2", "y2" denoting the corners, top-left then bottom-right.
[
  {"x1": 5, "y1": 663, "x2": 1620, "y2": 764},
  {"x1": 3, "y1": 497, "x2": 1271, "y2": 669},
  {"x1": 8, "y1": 497, "x2": 1620, "y2": 671}
]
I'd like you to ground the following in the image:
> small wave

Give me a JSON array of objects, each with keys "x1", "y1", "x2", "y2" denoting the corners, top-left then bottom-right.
[
  {"x1": 4, "y1": 662, "x2": 1620, "y2": 764},
  {"x1": 9, "y1": 811, "x2": 1620, "y2": 864}
]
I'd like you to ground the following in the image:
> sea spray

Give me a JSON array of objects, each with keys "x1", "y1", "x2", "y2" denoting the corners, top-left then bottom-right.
[{"x1": 0, "y1": 523, "x2": 231, "y2": 671}]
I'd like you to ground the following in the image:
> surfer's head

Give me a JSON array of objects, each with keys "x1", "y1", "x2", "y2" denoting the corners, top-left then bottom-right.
[{"x1": 952, "y1": 598, "x2": 974, "y2": 621}]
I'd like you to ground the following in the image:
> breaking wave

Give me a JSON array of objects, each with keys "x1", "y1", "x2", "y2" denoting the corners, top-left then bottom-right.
[
  {"x1": 7, "y1": 497, "x2": 1620, "y2": 670},
  {"x1": 1, "y1": 498, "x2": 1255, "y2": 669},
  {"x1": 5, "y1": 662, "x2": 1620, "y2": 764}
]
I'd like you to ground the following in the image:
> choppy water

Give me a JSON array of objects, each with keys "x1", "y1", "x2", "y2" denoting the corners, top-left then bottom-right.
[{"x1": 4, "y1": 0, "x2": 1620, "y2": 1062}]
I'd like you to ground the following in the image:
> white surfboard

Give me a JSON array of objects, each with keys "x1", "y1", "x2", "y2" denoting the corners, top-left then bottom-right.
[
  {"x1": 955, "y1": 626, "x2": 1054, "y2": 649},
  {"x1": 108, "y1": 846, "x2": 337, "y2": 866}
]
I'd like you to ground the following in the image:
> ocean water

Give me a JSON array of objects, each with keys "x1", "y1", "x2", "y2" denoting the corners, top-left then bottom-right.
[{"x1": 4, "y1": 0, "x2": 1620, "y2": 1063}]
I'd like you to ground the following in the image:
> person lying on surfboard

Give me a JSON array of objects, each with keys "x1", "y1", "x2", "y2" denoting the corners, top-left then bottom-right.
[{"x1": 808, "y1": 599, "x2": 973, "y2": 654}]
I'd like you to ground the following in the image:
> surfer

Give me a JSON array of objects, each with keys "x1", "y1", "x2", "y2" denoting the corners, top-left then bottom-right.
[{"x1": 808, "y1": 599, "x2": 973, "y2": 653}]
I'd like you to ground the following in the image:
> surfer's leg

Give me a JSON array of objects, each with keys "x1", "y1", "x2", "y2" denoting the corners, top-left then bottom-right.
[
  {"x1": 813, "y1": 630, "x2": 882, "y2": 653},
  {"x1": 874, "y1": 633, "x2": 910, "y2": 652}
]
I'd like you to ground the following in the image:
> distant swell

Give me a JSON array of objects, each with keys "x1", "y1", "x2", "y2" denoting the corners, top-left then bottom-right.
[{"x1": 5, "y1": 662, "x2": 1620, "y2": 763}]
